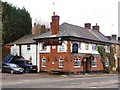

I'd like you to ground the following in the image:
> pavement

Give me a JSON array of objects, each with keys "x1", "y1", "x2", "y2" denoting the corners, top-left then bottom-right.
[
  {"x1": 1, "y1": 72, "x2": 119, "y2": 79},
  {"x1": 66, "y1": 73, "x2": 119, "y2": 78}
]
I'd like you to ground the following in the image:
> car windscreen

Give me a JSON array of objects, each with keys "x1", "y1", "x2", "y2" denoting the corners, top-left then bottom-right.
[{"x1": 9, "y1": 64, "x2": 19, "y2": 68}]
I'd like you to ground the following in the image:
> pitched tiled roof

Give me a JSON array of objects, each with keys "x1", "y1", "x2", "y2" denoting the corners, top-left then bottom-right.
[
  {"x1": 8, "y1": 34, "x2": 40, "y2": 45},
  {"x1": 34, "y1": 22, "x2": 111, "y2": 44}
]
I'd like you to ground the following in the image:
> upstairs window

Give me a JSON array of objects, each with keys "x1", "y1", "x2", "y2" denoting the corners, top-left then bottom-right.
[
  {"x1": 59, "y1": 45, "x2": 65, "y2": 52},
  {"x1": 74, "y1": 58, "x2": 80, "y2": 68},
  {"x1": 42, "y1": 44, "x2": 47, "y2": 51},
  {"x1": 85, "y1": 43, "x2": 89, "y2": 50},
  {"x1": 27, "y1": 44, "x2": 30, "y2": 50},
  {"x1": 104, "y1": 46, "x2": 110, "y2": 52},
  {"x1": 92, "y1": 44, "x2": 97, "y2": 51}
]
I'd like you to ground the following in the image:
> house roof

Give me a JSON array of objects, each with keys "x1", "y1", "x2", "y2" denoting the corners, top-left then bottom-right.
[
  {"x1": 33, "y1": 22, "x2": 111, "y2": 44},
  {"x1": 8, "y1": 23, "x2": 118, "y2": 46},
  {"x1": 8, "y1": 34, "x2": 40, "y2": 45},
  {"x1": 110, "y1": 39, "x2": 120, "y2": 45}
]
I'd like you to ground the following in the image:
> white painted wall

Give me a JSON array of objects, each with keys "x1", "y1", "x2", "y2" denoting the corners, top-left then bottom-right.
[
  {"x1": 71, "y1": 42, "x2": 99, "y2": 54},
  {"x1": 10, "y1": 45, "x2": 20, "y2": 56},
  {"x1": 21, "y1": 44, "x2": 37, "y2": 65},
  {"x1": 58, "y1": 41, "x2": 67, "y2": 52}
]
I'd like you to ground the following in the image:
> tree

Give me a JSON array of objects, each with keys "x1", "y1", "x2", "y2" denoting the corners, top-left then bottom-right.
[
  {"x1": 2, "y1": 2, "x2": 32, "y2": 44},
  {"x1": 98, "y1": 45, "x2": 106, "y2": 72},
  {"x1": 109, "y1": 45, "x2": 115, "y2": 71}
]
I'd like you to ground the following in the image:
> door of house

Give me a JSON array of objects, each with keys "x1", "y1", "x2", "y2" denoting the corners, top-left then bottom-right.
[
  {"x1": 85, "y1": 57, "x2": 89, "y2": 73},
  {"x1": 83, "y1": 57, "x2": 89, "y2": 74}
]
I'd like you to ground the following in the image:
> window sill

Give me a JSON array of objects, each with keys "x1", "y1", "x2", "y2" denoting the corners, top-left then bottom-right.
[
  {"x1": 59, "y1": 66, "x2": 63, "y2": 68},
  {"x1": 74, "y1": 66, "x2": 80, "y2": 68},
  {"x1": 42, "y1": 66, "x2": 46, "y2": 68},
  {"x1": 91, "y1": 66, "x2": 97, "y2": 68}
]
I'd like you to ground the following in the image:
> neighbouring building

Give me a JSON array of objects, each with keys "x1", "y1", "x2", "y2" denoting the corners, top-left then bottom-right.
[
  {"x1": 106, "y1": 35, "x2": 120, "y2": 72},
  {"x1": 8, "y1": 34, "x2": 40, "y2": 66},
  {"x1": 9, "y1": 13, "x2": 113, "y2": 74}
]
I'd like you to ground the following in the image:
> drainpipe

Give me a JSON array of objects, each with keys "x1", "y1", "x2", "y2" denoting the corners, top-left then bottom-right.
[{"x1": 36, "y1": 43, "x2": 38, "y2": 66}]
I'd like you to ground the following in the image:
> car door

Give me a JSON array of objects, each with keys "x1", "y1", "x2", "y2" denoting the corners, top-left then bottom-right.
[{"x1": 2, "y1": 64, "x2": 10, "y2": 72}]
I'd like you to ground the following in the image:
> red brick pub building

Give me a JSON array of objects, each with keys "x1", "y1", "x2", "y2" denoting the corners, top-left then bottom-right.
[{"x1": 34, "y1": 13, "x2": 111, "y2": 74}]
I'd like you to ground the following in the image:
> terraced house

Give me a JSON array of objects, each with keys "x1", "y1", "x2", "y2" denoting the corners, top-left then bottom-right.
[{"x1": 9, "y1": 13, "x2": 112, "y2": 74}]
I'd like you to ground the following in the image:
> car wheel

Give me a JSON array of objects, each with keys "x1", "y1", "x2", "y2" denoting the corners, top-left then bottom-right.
[
  {"x1": 25, "y1": 68, "x2": 30, "y2": 73},
  {"x1": 10, "y1": 70, "x2": 14, "y2": 74}
]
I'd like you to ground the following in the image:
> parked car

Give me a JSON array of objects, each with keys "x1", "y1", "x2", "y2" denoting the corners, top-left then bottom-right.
[
  {"x1": 14, "y1": 59, "x2": 38, "y2": 73},
  {"x1": 2, "y1": 63, "x2": 24, "y2": 74}
]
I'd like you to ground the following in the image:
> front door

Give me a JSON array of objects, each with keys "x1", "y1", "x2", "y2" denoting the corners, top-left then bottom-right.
[
  {"x1": 85, "y1": 57, "x2": 89, "y2": 73},
  {"x1": 83, "y1": 57, "x2": 89, "y2": 74}
]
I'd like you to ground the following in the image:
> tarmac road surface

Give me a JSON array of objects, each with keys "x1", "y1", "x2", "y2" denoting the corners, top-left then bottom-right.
[{"x1": 1, "y1": 73, "x2": 119, "y2": 89}]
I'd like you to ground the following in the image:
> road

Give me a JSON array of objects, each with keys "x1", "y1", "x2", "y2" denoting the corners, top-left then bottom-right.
[{"x1": 1, "y1": 73, "x2": 119, "y2": 88}]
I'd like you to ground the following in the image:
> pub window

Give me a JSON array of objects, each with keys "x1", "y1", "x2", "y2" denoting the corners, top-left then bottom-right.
[
  {"x1": 74, "y1": 58, "x2": 80, "y2": 68},
  {"x1": 42, "y1": 58, "x2": 46, "y2": 67},
  {"x1": 59, "y1": 45, "x2": 65, "y2": 52},
  {"x1": 85, "y1": 43, "x2": 89, "y2": 50},
  {"x1": 27, "y1": 44, "x2": 30, "y2": 50},
  {"x1": 42, "y1": 44, "x2": 47, "y2": 51},
  {"x1": 92, "y1": 44, "x2": 97, "y2": 51},
  {"x1": 91, "y1": 57, "x2": 97, "y2": 67},
  {"x1": 59, "y1": 58, "x2": 63, "y2": 68}
]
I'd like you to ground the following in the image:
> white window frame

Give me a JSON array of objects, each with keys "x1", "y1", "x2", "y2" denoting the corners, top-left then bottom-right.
[
  {"x1": 85, "y1": 43, "x2": 89, "y2": 50},
  {"x1": 59, "y1": 44, "x2": 65, "y2": 52},
  {"x1": 42, "y1": 44, "x2": 47, "y2": 51},
  {"x1": 42, "y1": 58, "x2": 46, "y2": 67},
  {"x1": 91, "y1": 57, "x2": 97, "y2": 67},
  {"x1": 92, "y1": 44, "x2": 97, "y2": 51},
  {"x1": 104, "y1": 46, "x2": 110, "y2": 52},
  {"x1": 59, "y1": 58, "x2": 64, "y2": 68},
  {"x1": 74, "y1": 58, "x2": 80, "y2": 68},
  {"x1": 27, "y1": 44, "x2": 30, "y2": 50}
]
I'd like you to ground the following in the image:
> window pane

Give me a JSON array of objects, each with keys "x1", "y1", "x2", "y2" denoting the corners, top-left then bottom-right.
[
  {"x1": 85, "y1": 43, "x2": 89, "y2": 50},
  {"x1": 27, "y1": 44, "x2": 30, "y2": 50},
  {"x1": 91, "y1": 57, "x2": 97, "y2": 67},
  {"x1": 74, "y1": 58, "x2": 80, "y2": 67},
  {"x1": 42, "y1": 58, "x2": 46, "y2": 67},
  {"x1": 59, "y1": 58, "x2": 63, "y2": 67}
]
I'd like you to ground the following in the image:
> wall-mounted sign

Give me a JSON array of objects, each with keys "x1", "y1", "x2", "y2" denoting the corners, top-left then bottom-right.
[
  {"x1": 72, "y1": 43, "x2": 78, "y2": 53},
  {"x1": 43, "y1": 39, "x2": 62, "y2": 46}
]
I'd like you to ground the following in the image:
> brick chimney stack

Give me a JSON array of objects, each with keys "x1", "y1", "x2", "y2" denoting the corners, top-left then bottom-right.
[
  {"x1": 92, "y1": 23, "x2": 100, "y2": 32},
  {"x1": 84, "y1": 23, "x2": 91, "y2": 29},
  {"x1": 51, "y1": 12, "x2": 60, "y2": 35}
]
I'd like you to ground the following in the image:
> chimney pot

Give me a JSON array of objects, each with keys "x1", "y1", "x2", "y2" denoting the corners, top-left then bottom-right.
[
  {"x1": 84, "y1": 23, "x2": 91, "y2": 29},
  {"x1": 53, "y1": 12, "x2": 55, "y2": 16},
  {"x1": 106, "y1": 36, "x2": 111, "y2": 40},
  {"x1": 112, "y1": 34, "x2": 117, "y2": 40},
  {"x1": 92, "y1": 23, "x2": 100, "y2": 31}
]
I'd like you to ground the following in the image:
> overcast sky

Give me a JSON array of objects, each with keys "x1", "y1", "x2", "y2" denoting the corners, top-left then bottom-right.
[{"x1": 2, "y1": 0, "x2": 119, "y2": 37}]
